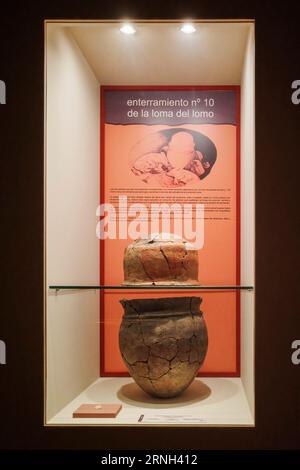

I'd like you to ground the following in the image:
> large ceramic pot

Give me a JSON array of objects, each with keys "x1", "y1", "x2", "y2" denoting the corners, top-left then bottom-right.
[{"x1": 119, "y1": 297, "x2": 208, "y2": 398}]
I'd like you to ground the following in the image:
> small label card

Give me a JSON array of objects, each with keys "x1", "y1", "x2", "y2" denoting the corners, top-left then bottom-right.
[
  {"x1": 138, "y1": 414, "x2": 207, "y2": 424},
  {"x1": 73, "y1": 404, "x2": 122, "y2": 418}
]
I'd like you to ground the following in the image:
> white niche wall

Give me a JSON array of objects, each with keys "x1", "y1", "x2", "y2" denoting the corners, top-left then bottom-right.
[{"x1": 45, "y1": 20, "x2": 255, "y2": 426}]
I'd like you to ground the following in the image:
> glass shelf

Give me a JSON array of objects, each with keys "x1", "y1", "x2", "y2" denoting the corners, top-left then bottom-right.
[{"x1": 49, "y1": 285, "x2": 254, "y2": 292}]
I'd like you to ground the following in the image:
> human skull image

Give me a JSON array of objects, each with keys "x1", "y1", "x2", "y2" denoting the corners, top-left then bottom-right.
[
  {"x1": 130, "y1": 128, "x2": 217, "y2": 187},
  {"x1": 165, "y1": 131, "x2": 195, "y2": 169}
]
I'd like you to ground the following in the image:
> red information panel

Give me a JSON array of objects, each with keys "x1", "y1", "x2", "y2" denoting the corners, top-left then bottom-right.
[{"x1": 100, "y1": 86, "x2": 240, "y2": 376}]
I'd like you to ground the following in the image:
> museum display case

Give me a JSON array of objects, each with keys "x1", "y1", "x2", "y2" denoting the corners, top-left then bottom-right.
[{"x1": 45, "y1": 20, "x2": 255, "y2": 426}]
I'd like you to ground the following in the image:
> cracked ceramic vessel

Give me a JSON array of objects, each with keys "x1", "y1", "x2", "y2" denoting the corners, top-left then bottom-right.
[
  {"x1": 119, "y1": 297, "x2": 208, "y2": 398},
  {"x1": 123, "y1": 234, "x2": 199, "y2": 285}
]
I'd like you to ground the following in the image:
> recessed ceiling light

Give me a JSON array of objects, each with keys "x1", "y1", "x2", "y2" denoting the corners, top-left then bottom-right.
[
  {"x1": 120, "y1": 23, "x2": 136, "y2": 35},
  {"x1": 181, "y1": 23, "x2": 196, "y2": 34}
]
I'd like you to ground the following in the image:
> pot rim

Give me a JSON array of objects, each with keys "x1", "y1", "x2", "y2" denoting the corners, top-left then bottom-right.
[
  {"x1": 121, "y1": 310, "x2": 203, "y2": 321},
  {"x1": 120, "y1": 296, "x2": 203, "y2": 319}
]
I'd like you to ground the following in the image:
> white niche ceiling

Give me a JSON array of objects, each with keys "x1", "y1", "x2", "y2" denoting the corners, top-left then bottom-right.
[{"x1": 45, "y1": 20, "x2": 255, "y2": 426}]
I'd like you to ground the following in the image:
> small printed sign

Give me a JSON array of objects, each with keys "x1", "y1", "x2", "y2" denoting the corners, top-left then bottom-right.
[{"x1": 138, "y1": 414, "x2": 207, "y2": 424}]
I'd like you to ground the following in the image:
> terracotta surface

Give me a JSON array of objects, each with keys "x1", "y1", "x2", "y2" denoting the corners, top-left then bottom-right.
[
  {"x1": 119, "y1": 297, "x2": 208, "y2": 398},
  {"x1": 102, "y1": 122, "x2": 239, "y2": 376},
  {"x1": 123, "y1": 235, "x2": 199, "y2": 285}
]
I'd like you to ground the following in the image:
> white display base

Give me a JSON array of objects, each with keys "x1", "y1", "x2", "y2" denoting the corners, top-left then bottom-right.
[{"x1": 47, "y1": 377, "x2": 254, "y2": 427}]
